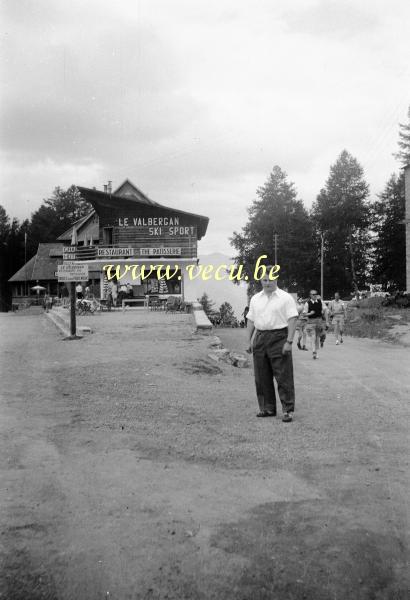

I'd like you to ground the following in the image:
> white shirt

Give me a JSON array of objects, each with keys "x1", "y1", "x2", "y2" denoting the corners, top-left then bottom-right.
[
  {"x1": 329, "y1": 299, "x2": 345, "y2": 315},
  {"x1": 247, "y1": 288, "x2": 298, "y2": 330}
]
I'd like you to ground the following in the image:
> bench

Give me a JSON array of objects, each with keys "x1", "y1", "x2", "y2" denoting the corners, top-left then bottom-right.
[{"x1": 122, "y1": 297, "x2": 148, "y2": 311}]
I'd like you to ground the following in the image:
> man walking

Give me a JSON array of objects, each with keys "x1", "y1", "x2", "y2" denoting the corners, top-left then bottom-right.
[
  {"x1": 304, "y1": 290, "x2": 326, "y2": 359},
  {"x1": 329, "y1": 291, "x2": 346, "y2": 344},
  {"x1": 296, "y1": 296, "x2": 308, "y2": 350},
  {"x1": 318, "y1": 295, "x2": 329, "y2": 348},
  {"x1": 246, "y1": 269, "x2": 298, "y2": 423}
]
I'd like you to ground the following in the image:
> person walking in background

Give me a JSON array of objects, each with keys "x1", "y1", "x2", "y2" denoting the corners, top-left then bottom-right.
[
  {"x1": 247, "y1": 268, "x2": 298, "y2": 423},
  {"x1": 329, "y1": 291, "x2": 347, "y2": 344},
  {"x1": 242, "y1": 305, "x2": 250, "y2": 327},
  {"x1": 304, "y1": 290, "x2": 325, "y2": 360},
  {"x1": 318, "y1": 295, "x2": 330, "y2": 348},
  {"x1": 296, "y1": 297, "x2": 308, "y2": 350}
]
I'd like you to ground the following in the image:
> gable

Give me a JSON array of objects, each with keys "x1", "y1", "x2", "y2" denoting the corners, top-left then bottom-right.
[{"x1": 113, "y1": 179, "x2": 160, "y2": 206}]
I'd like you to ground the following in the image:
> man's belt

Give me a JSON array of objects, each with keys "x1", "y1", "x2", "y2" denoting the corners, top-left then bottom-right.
[{"x1": 257, "y1": 326, "x2": 288, "y2": 332}]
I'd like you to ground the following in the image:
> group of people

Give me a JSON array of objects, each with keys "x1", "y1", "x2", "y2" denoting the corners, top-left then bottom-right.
[
  {"x1": 75, "y1": 282, "x2": 91, "y2": 299},
  {"x1": 246, "y1": 271, "x2": 348, "y2": 424},
  {"x1": 104, "y1": 281, "x2": 133, "y2": 308},
  {"x1": 295, "y1": 290, "x2": 347, "y2": 359}
]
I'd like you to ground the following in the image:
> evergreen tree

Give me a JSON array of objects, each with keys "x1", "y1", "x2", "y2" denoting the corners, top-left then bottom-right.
[
  {"x1": 0, "y1": 208, "x2": 28, "y2": 311},
  {"x1": 199, "y1": 292, "x2": 215, "y2": 315},
  {"x1": 0, "y1": 205, "x2": 9, "y2": 240},
  {"x1": 394, "y1": 105, "x2": 410, "y2": 166},
  {"x1": 29, "y1": 185, "x2": 91, "y2": 244},
  {"x1": 312, "y1": 150, "x2": 371, "y2": 296},
  {"x1": 218, "y1": 301, "x2": 236, "y2": 326},
  {"x1": 0, "y1": 206, "x2": 10, "y2": 310},
  {"x1": 231, "y1": 165, "x2": 317, "y2": 295},
  {"x1": 1, "y1": 186, "x2": 91, "y2": 311},
  {"x1": 371, "y1": 173, "x2": 405, "y2": 290}
]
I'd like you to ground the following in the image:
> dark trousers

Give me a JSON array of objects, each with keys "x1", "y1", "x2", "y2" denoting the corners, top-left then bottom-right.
[{"x1": 253, "y1": 328, "x2": 295, "y2": 414}]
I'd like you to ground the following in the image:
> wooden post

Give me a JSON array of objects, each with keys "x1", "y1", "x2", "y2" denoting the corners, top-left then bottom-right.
[{"x1": 70, "y1": 282, "x2": 76, "y2": 337}]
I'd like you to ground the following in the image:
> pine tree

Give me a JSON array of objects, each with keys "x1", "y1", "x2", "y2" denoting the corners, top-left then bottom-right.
[
  {"x1": 231, "y1": 165, "x2": 317, "y2": 295},
  {"x1": 199, "y1": 292, "x2": 214, "y2": 315},
  {"x1": 29, "y1": 185, "x2": 91, "y2": 244},
  {"x1": 371, "y1": 173, "x2": 405, "y2": 290},
  {"x1": 312, "y1": 150, "x2": 371, "y2": 296},
  {"x1": 218, "y1": 301, "x2": 236, "y2": 326},
  {"x1": 394, "y1": 106, "x2": 410, "y2": 167}
]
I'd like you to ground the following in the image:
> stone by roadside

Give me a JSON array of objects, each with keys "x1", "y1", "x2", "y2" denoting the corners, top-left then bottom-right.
[{"x1": 207, "y1": 335, "x2": 250, "y2": 368}]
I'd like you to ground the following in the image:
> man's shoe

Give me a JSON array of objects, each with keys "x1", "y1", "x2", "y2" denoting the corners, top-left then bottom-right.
[
  {"x1": 336, "y1": 340, "x2": 339, "y2": 345},
  {"x1": 313, "y1": 352, "x2": 318, "y2": 359},
  {"x1": 282, "y1": 412, "x2": 293, "y2": 423},
  {"x1": 340, "y1": 338, "x2": 343, "y2": 343},
  {"x1": 302, "y1": 346, "x2": 308, "y2": 351},
  {"x1": 256, "y1": 411, "x2": 276, "y2": 417}
]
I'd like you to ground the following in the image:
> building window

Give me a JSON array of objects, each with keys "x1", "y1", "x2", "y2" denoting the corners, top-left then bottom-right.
[{"x1": 103, "y1": 227, "x2": 113, "y2": 245}]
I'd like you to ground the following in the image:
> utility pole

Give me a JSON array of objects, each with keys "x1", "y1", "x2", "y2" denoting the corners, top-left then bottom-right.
[
  {"x1": 24, "y1": 231, "x2": 27, "y2": 298},
  {"x1": 273, "y1": 232, "x2": 278, "y2": 265},
  {"x1": 320, "y1": 233, "x2": 324, "y2": 299}
]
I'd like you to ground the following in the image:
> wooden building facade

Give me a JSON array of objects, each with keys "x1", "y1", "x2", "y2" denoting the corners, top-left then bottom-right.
[
  {"x1": 9, "y1": 179, "x2": 209, "y2": 307},
  {"x1": 63, "y1": 180, "x2": 209, "y2": 302}
]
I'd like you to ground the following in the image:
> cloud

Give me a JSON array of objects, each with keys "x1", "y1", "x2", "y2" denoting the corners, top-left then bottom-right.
[
  {"x1": 0, "y1": 156, "x2": 104, "y2": 219},
  {"x1": 283, "y1": 0, "x2": 379, "y2": 39},
  {"x1": 1, "y1": 0, "x2": 409, "y2": 256}
]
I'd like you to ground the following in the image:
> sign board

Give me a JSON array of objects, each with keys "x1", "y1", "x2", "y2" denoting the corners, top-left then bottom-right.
[
  {"x1": 97, "y1": 247, "x2": 134, "y2": 257},
  {"x1": 63, "y1": 246, "x2": 77, "y2": 260},
  {"x1": 96, "y1": 247, "x2": 182, "y2": 257},
  {"x1": 57, "y1": 262, "x2": 89, "y2": 282},
  {"x1": 140, "y1": 247, "x2": 182, "y2": 256}
]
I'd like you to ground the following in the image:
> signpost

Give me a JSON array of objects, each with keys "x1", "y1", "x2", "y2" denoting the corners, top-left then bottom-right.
[{"x1": 57, "y1": 262, "x2": 89, "y2": 338}]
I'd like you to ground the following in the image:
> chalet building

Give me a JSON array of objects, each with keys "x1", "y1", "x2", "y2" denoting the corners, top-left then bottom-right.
[
  {"x1": 9, "y1": 179, "x2": 209, "y2": 306},
  {"x1": 8, "y1": 243, "x2": 64, "y2": 307},
  {"x1": 70, "y1": 179, "x2": 209, "y2": 302}
]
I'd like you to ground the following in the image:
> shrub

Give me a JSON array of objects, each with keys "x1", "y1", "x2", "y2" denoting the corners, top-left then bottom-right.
[{"x1": 357, "y1": 296, "x2": 385, "y2": 309}]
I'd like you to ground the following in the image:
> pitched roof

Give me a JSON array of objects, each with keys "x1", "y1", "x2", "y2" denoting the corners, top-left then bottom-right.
[
  {"x1": 57, "y1": 211, "x2": 96, "y2": 241},
  {"x1": 113, "y1": 179, "x2": 160, "y2": 206},
  {"x1": 8, "y1": 243, "x2": 63, "y2": 282},
  {"x1": 8, "y1": 254, "x2": 37, "y2": 282},
  {"x1": 77, "y1": 183, "x2": 209, "y2": 239}
]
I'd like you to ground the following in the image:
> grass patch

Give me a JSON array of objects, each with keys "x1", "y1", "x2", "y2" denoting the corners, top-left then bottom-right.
[{"x1": 345, "y1": 305, "x2": 410, "y2": 342}]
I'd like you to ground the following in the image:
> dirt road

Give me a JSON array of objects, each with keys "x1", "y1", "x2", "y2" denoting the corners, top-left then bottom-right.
[{"x1": 0, "y1": 311, "x2": 409, "y2": 599}]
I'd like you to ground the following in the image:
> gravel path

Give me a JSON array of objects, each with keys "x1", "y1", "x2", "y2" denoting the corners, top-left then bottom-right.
[{"x1": 0, "y1": 312, "x2": 409, "y2": 599}]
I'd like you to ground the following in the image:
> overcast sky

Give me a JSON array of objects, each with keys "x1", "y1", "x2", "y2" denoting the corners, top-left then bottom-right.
[{"x1": 1, "y1": 0, "x2": 409, "y2": 254}]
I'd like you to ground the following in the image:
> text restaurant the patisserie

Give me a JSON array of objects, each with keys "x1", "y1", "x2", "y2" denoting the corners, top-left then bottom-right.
[{"x1": 61, "y1": 179, "x2": 209, "y2": 306}]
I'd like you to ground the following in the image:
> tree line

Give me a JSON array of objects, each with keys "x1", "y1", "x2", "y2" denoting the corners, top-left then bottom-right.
[
  {"x1": 0, "y1": 186, "x2": 90, "y2": 310},
  {"x1": 1, "y1": 108, "x2": 409, "y2": 309},
  {"x1": 231, "y1": 108, "x2": 410, "y2": 298}
]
